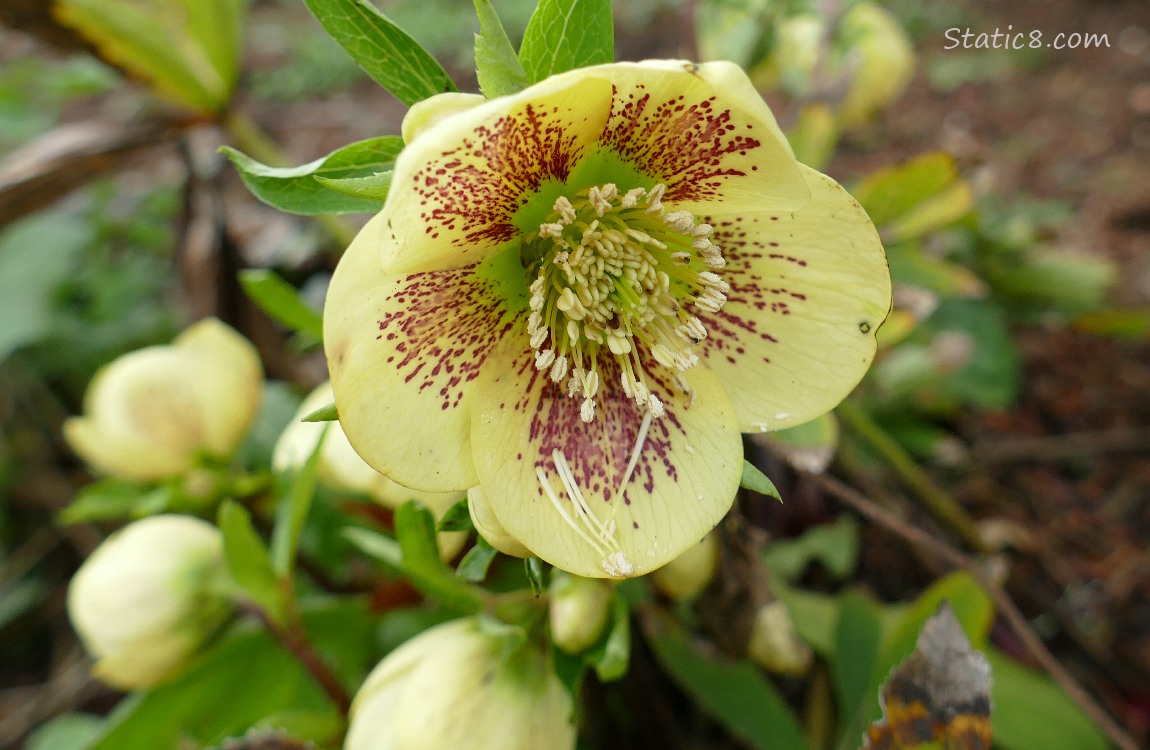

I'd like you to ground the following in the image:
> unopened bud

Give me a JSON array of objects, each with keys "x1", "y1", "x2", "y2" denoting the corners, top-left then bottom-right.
[
  {"x1": 345, "y1": 617, "x2": 575, "y2": 750},
  {"x1": 63, "y1": 319, "x2": 262, "y2": 482},
  {"x1": 650, "y1": 532, "x2": 718, "y2": 600},
  {"x1": 67, "y1": 515, "x2": 231, "y2": 689},
  {"x1": 549, "y1": 572, "x2": 612, "y2": 654},
  {"x1": 746, "y1": 601, "x2": 812, "y2": 676},
  {"x1": 836, "y1": 2, "x2": 916, "y2": 129}
]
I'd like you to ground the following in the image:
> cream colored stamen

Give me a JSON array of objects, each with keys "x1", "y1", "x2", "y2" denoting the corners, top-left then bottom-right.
[{"x1": 523, "y1": 182, "x2": 729, "y2": 422}]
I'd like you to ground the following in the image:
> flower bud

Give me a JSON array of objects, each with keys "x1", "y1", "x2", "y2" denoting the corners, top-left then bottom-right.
[
  {"x1": 67, "y1": 515, "x2": 231, "y2": 689},
  {"x1": 274, "y1": 382, "x2": 467, "y2": 558},
  {"x1": 650, "y1": 531, "x2": 719, "y2": 600},
  {"x1": 345, "y1": 618, "x2": 575, "y2": 750},
  {"x1": 746, "y1": 601, "x2": 812, "y2": 676},
  {"x1": 549, "y1": 572, "x2": 612, "y2": 654},
  {"x1": 63, "y1": 319, "x2": 262, "y2": 482},
  {"x1": 836, "y1": 2, "x2": 916, "y2": 129}
]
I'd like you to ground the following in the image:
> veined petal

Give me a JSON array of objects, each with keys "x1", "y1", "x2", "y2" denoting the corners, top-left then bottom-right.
[
  {"x1": 699, "y1": 165, "x2": 892, "y2": 432},
  {"x1": 470, "y1": 342, "x2": 742, "y2": 578},
  {"x1": 583, "y1": 60, "x2": 809, "y2": 215},
  {"x1": 325, "y1": 214, "x2": 525, "y2": 491},
  {"x1": 382, "y1": 74, "x2": 614, "y2": 275}
]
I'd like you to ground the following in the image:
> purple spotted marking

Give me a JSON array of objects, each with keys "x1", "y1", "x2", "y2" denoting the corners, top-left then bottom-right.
[{"x1": 375, "y1": 263, "x2": 516, "y2": 411}]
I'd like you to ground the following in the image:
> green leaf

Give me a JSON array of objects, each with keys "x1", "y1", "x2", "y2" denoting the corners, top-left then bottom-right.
[
  {"x1": 585, "y1": 594, "x2": 630, "y2": 681},
  {"x1": 740, "y1": 460, "x2": 782, "y2": 501},
  {"x1": 315, "y1": 172, "x2": 393, "y2": 201},
  {"x1": 302, "y1": 402, "x2": 340, "y2": 423},
  {"x1": 436, "y1": 498, "x2": 474, "y2": 533},
  {"x1": 57, "y1": 481, "x2": 172, "y2": 524},
  {"x1": 456, "y1": 536, "x2": 498, "y2": 583},
  {"x1": 88, "y1": 599, "x2": 370, "y2": 750},
  {"x1": 25, "y1": 713, "x2": 104, "y2": 750},
  {"x1": 239, "y1": 270, "x2": 324, "y2": 339},
  {"x1": 54, "y1": 0, "x2": 244, "y2": 113},
  {"x1": 302, "y1": 0, "x2": 456, "y2": 105},
  {"x1": 763, "y1": 515, "x2": 860, "y2": 583},
  {"x1": 395, "y1": 500, "x2": 447, "y2": 573},
  {"x1": 0, "y1": 211, "x2": 90, "y2": 360},
  {"x1": 473, "y1": 0, "x2": 530, "y2": 97},
  {"x1": 271, "y1": 425, "x2": 326, "y2": 577},
  {"x1": 830, "y1": 593, "x2": 885, "y2": 749},
  {"x1": 988, "y1": 648, "x2": 1108, "y2": 750},
  {"x1": 217, "y1": 501, "x2": 286, "y2": 623},
  {"x1": 853, "y1": 152, "x2": 964, "y2": 227},
  {"x1": 222, "y1": 136, "x2": 403, "y2": 215},
  {"x1": 345, "y1": 511, "x2": 484, "y2": 613},
  {"x1": 645, "y1": 613, "x2": 811, "y2": 750},
  {"x1": 519, "y1": 0, "x2": 614, "y2": 83}
]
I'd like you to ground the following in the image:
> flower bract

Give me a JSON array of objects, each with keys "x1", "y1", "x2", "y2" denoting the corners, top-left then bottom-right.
[{"x1": 325, "y1": 60, "x2": 890, "y2": 578}]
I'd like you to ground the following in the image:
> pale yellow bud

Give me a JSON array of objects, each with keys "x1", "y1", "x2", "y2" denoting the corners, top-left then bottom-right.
[
  {"x1": 746, "y1": 601, "x2": 812, "y2": 676},
  {"x1": 345, "y1": 618, "x2": 576, "y2": 750},
  {"x1": 274, "y1": 382, "x2": 467, "y2": 558},
  {"x1": 650, "y1": 531, "x2": 719, "y2": 600},
  {"x1": 836, "y1": 2, "x2": 916, "y2": 129},
  {"x1": 67, "y1": 515, "x2": 231, "y2": 690},
  {"x1": 63, "y1": 319, "x2": 262, "y2": 482},
  {"x1": 549, "y1": 572, "x2": 612, "y2": 654}
]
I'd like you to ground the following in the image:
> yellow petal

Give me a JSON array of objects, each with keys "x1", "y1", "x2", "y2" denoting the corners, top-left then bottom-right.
[
  {"x1": 381, "y1": 73, "x2": 614, "y2": 275},
  {"x1": 325, "y1": 216, "x2": 524, "y2": 492},
  {"x1": 467, "y1": 485, "x2": 531, "y2": 558},
  {"x1": 580, "y1": 60, "x2": 809, "y2": 216},
  {"x1": 699, "y1": 165, "x2": 891, "y2": 432},
  {"x1": 470, "y1": 342, "x2": 742, "y2": 578},
  {"x1": 402, "y1": 92, "x2": 486, "y2": 146}
]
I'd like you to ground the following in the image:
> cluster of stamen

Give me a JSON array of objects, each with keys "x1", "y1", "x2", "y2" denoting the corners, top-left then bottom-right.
[{"x1": 523, "y1": 182, "x2": 729, "y2": 423}]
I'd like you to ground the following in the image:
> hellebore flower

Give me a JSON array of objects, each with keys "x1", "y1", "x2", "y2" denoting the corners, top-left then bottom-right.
[
  {"x1": 344, "y1": 617, "x2": 575, "y2": 750},
  {"x1": 325, "y1": 60, "x2": 890, "y2": 578},
  {"x1": 64, "y1": 318, "x2": 263, "y2": 482},
  {"x1": 67, "y1": 515, "x2": 231, "y2": 689},
  {"x1": 274, "y1": 382, "x2": 468, "y2": 557}
]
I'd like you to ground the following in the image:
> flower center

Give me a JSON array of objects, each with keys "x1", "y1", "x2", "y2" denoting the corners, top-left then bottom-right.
[{"x1": 522, "y1": 182, "x2": 729, "y2": 422}]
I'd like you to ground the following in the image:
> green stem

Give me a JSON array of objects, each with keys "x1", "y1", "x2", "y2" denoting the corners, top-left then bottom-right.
[
  {"x1": 222, "y1": 111, "x2": 358, "y2": 250},
  {"x1": 836, "y1": 400, "x2": 987, "y2": 552}
]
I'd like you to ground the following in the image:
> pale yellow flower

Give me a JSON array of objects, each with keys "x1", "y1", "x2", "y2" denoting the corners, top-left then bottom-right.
[{"x1": 325, "y1": 61, "x2": 890, "y2": 578}]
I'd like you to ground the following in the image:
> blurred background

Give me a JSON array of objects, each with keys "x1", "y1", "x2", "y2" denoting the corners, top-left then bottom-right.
[{"x1": 1, "y1": 0, "x2": 1148, "y2": 748}]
